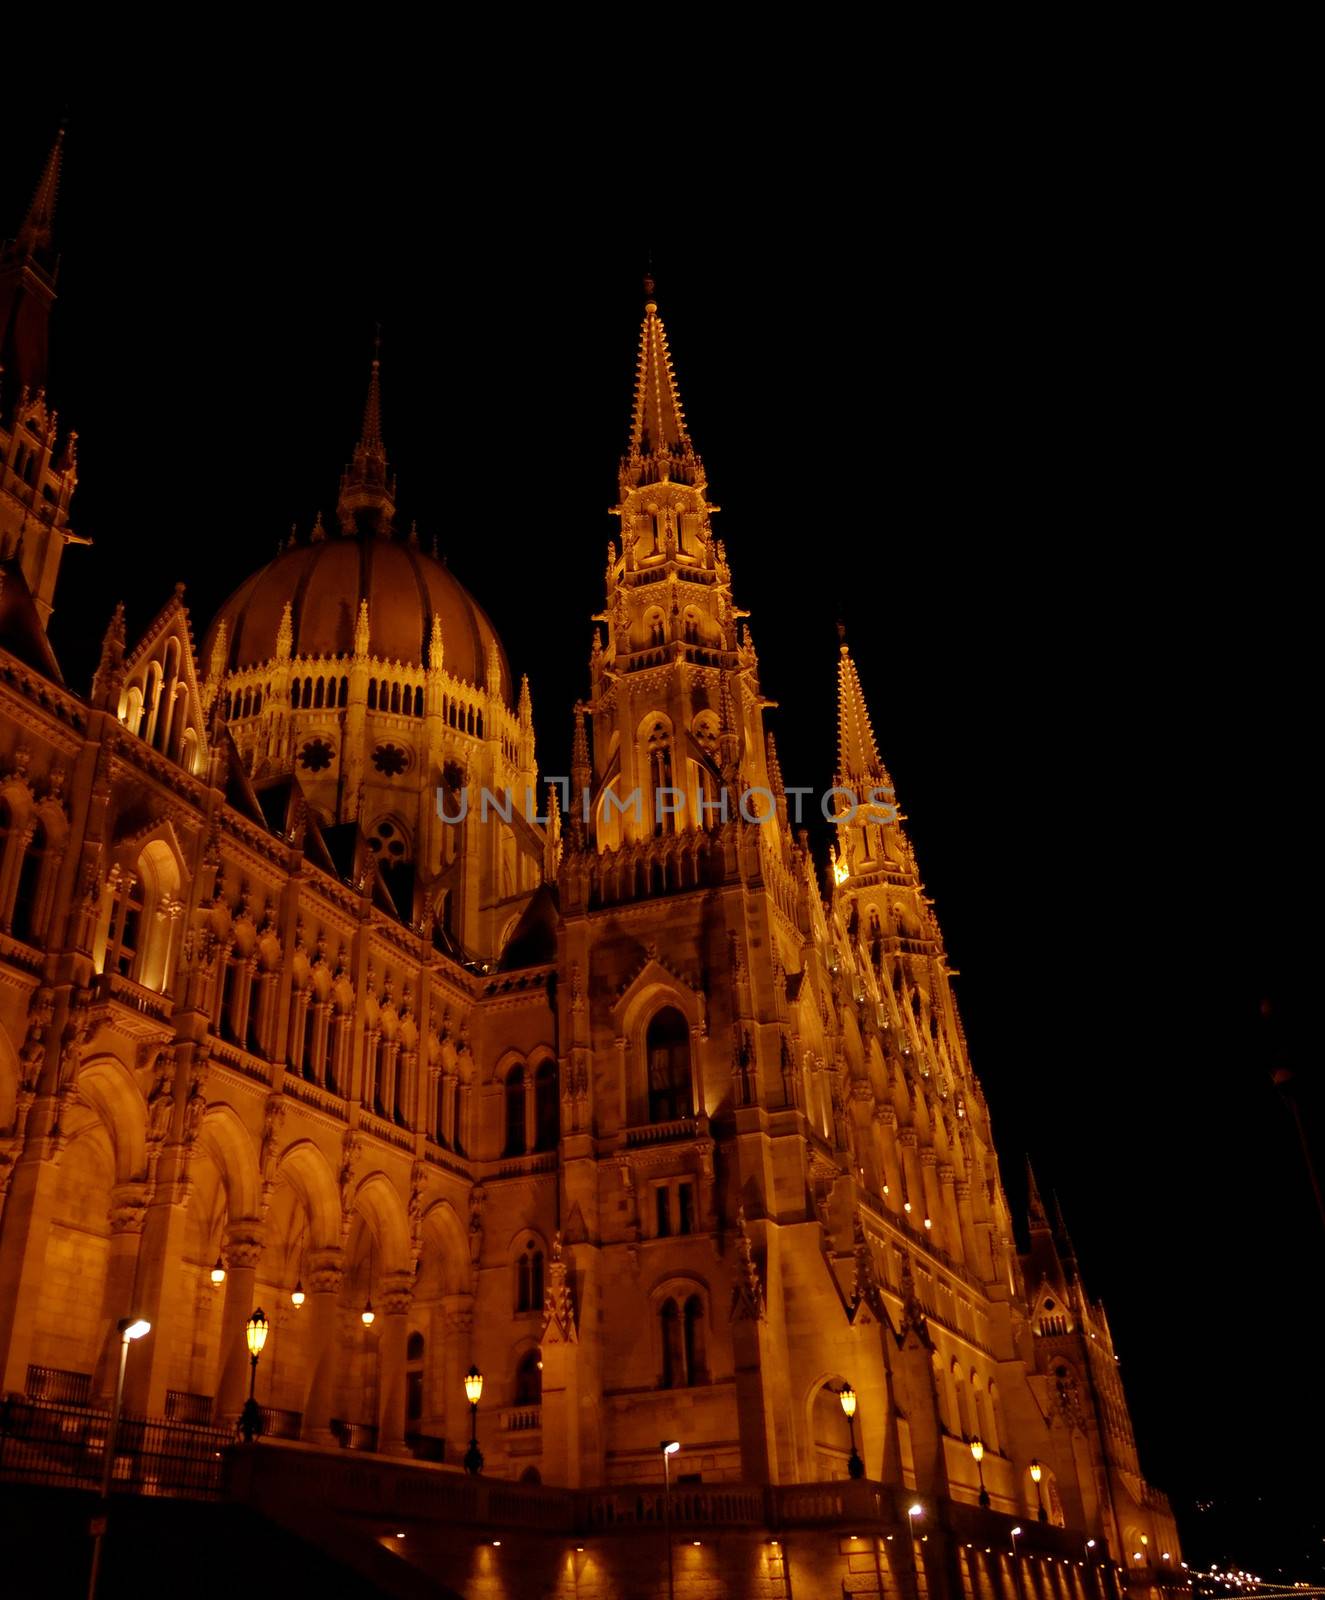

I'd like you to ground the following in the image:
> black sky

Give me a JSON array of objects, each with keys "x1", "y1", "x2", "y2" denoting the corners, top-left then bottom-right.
[{"x1": 2, "y1": 83, "x2": 1316, "y2": 1576}]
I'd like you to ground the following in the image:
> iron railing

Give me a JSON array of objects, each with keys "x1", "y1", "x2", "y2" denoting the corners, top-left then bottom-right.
[{"x1": 0, "y1": 1396, "x2": 229, "y2": 1499}]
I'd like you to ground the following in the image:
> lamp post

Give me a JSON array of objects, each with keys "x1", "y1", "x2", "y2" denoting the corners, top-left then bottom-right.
[
  {"x1": 970, "y1": 1436, "x2": 990, "y2": 1508},
  {"x1": 87, "y1": 1316, "x2": 151, "y2": 1600},
  {"x1": 238, "y1": 1308, "x2": 269, "y2": 1443},
  {"x1": 838, "y1": 1384, "x2": 864, "y2": 1479},
  {"x1": 463, "y1": 1364, "x2": 484, "y2": 1474},
  {"x1": 907, "y1": 1503, "x2": 923, "y2": 1599},
  {"x1": 1009, "y1": 1524, "x2": 1023, "y2": 1596},
  {"x1": 1029, "y1": 1458, "x2": 1047, "y2": 1522},
  {"x1": 661, "y1": 1439, "x2": 680, "y2": 1600}
]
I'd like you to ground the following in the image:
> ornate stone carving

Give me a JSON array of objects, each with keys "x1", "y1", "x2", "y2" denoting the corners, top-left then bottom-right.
[
  {"x1": 307, "y1": 1246, "x2": 345, "y2": 1295},
  {"x1": 730, "y1": 1207, "x2": 766, "y2": 1322},
  {"x1": 222, "y1": 1219, "x2": 266, "y2": 1270},
  {"x1": 542, "y1": 1233, "x2": 577, "y2": 1343},
  {"x1": 109, "y1": 1180, "x2": 150, "y2": 1234}
]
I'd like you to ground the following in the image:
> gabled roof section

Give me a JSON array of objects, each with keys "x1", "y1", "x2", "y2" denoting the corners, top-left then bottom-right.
[
  {"x1": 118, "y1": 585, "x2": 209, "y2": 773},
  {"x1": 0, "y1": 560, "x2": 63, "y2": 681}
]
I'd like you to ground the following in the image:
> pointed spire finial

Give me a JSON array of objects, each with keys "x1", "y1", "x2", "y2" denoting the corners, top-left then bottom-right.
[
  {"x1": 15, "y1": 124, "x2": 64, "y2": 263},
  {"x1": 428, "y1": 614, "x2": 444, "y2": 671},
  {"x1": 337, "y1": 333, "x2": 394, "y2": 536},
  {"x1": 621, "y1": 281, "x2": 703, "y2": 493},
  {"x1": 836, "y1": 638, "x2": 888, "y2": 786},
  {"x1": 276, "y1": 601, "x2": 293, "y2": 661},
  {"x1": 354, "y1": 598, "x2": 370, "y2": 657},
  {"x1": 1026, "y1": 1158, "x2": 1050, "y2": 1230},
  {"x1": 361, "y1": 327, "x2": 383, "y2": 451},
  {"x1": 92, "y1": 602, "x2": 126, "y2": 708}
]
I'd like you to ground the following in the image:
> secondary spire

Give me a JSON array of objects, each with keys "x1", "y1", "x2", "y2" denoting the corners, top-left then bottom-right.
[
  {"x1": 15, "y1": 124, "x2": 64, "y2": 265},
  {"x1": 0, "y1": 124, "x2": 65, "y2": 413}
]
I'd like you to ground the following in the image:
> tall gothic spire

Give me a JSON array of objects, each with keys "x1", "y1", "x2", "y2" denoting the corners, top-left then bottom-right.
[
  {"x1": 336, "y1": 335, "x2": 396, "y2": 536},
  {"x1": 836, "y1": 633, "x2": 889, "y2": 787},
  {"x1": 620, "y1": 280, "x2": 704, "y2": 493},
  {"x1": 15, "y1": 126, "x2": 64, "y2": 266},
  {"x1": 0, "y1": 125, "x2": 65, "y2": 412}
]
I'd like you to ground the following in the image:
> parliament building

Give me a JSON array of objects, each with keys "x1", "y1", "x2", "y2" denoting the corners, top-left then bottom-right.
[{"x1": 0, "y1": 130, "x2": 1183, "y2": 1597}]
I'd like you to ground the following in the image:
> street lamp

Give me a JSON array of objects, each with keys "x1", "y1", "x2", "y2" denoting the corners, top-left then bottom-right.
[
  {"x1": 87, "y1": 1316, "x2": 151, "y2": 1600},
  {"x1": 1030, "y1": 1458, "x2": 1047, "y2": 1522},
  {"x1": 463, "y1": 1365, "x2": 484, "y2": 1475},
  {"x1": 838, "y1": 1384, "x2": 864, "y2": 1479},
  {"x1": 661, "y1": 1441, "x2": 680, "y2": 1600},
  {"x1": 239, "y1": 1309, "x2": 268, "y2": 1443},
  {"x1": 907, "y1": 1503, "x2": 924, "y2": 1596},
  {"x1": 210, "y1": 1256, "x2": 226, "y2": 1286},
  {"x1": 970, "y1": 1437, "x2": 990, "y2": 1508}
]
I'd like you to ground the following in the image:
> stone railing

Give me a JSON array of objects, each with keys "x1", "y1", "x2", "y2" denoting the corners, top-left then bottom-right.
[
  {"x1": 499, "y1": 1404, "x2": 542, "y2": 1433},
  {"x1": 624, "y1": 1117, "x2": 701, "y2": 1148}
]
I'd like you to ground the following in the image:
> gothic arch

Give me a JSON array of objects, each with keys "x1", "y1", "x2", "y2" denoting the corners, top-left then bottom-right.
[
  {"x1": 420, "y1": 1200, "x2": 471, "y2": 1296},
  {"x1": 195, "y1": 1102, "x2": 262, "y2": 1220},
  {"x1": 612, "y1": 966, "x2": 702, "y2": 1127},
  {"x1": 806, "y1": 1373, "x2": 857, "y2": 1478},
  {"x1": 274, "y1": 1139, "x2": 342, "y2": 1248},
  {"x1": 352, "y1": 1170, "x2": 412, "y2": 1274},
  {"x1": 75, "y1": 1053, "x2": 149, "y2": 1183}
]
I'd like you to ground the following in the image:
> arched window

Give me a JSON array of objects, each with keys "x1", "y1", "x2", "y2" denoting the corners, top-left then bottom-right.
[
  {"x1": 812, "y1": 1379, "x2": 857, "y2": 1478},
  {"x1": 646, "y1": 719, "x2": 674, "y2": 836},
  {"x1": 646, "y1": 1008, "x2": 691, "y2": 1123},
  {"x1": 12, "y1": 819, "x2": 46, "y2": 944},
  {"x1": 368, "y1": 681, "x2": 378, "y2": 710},
  {"x1": 504, "y1": 1065, "x2": 527, "y2": 1155},
  {"x1": 515, "y1": 1240, "x2": 544, "y2": 1313},
  {"x1": 683, "y1": 1296, "x2": 707, "y2": 1384},
  {"x1": 406, "y1": 1331, "x2": 425, "y2": 1424},
  {"x1": 514, "y1": 1349, "x2": 542, "y2": 1406},
  {"x1": 533, "y1": 1060, "x2": 558, "y2": 1151},
  {"x1": 660, "y1": 1299, "x2": 685, "y2": 1389}
]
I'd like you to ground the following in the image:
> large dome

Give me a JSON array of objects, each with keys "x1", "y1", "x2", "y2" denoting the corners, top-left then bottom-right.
[{"x1": 203, "y1": 532, "x2": 512, "y2": 703}]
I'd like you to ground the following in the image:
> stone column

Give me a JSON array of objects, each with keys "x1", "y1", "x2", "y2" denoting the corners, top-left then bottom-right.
[
  {"x1": 440, "y1": 1295, "x2": 473, "y2": 1459},
  {"x1": 939, "y1": 1164, "x2": 965, "y2": 1266},
  {"x1": 92, "y1": 1182, "x2": 149, "y2": 1399},
  {"x1": 0, "y1": 1137, "x2": 61, "y2": 1394},
  {"x1": 376, "y1": 1270, "x2": 414, "y2": 1455},
  {"x1": 213, "y1": 1219, "x2": 266, "y2": 1422},
  {"x1": 300, "y1": 1245, "x2": 345, "y2": 1444}
]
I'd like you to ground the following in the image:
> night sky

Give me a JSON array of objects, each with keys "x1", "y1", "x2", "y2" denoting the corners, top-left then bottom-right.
[{"x1": 2, "y1": 87, "x2": 1316, "y2": 1576}]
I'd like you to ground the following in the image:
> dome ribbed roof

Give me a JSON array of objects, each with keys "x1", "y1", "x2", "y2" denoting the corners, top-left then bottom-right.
[{"x1": 203, "y1": 534, "x2": 511, "y2": 704}]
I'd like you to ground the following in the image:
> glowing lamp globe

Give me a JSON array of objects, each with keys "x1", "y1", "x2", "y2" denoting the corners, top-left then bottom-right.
[
  {"x1": 970, "y1": 1438, "x2": 984, "y2": 1464},
  {"x1": 245, "y1": 1309, "x2": 269, "y2": 1357},
  {"x1": 838, "y1": 1384, "x2": 857, "y2": 1420},
  {"x1": 465, "y1": 1365, "x2": 484, "y2": 1404}
]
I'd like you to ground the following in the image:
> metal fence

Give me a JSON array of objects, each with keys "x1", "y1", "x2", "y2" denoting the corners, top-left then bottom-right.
[{"x1": 0, "y1": 1396, "x2": 229, "y2": 1500}]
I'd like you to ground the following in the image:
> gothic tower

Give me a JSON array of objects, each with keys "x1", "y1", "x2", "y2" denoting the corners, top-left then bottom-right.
[{"x1": 0, "y1": 126, "x2": 81, "y2": 629}]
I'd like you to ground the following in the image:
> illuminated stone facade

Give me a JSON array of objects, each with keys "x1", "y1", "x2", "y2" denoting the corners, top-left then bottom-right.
[{"x1": 0, "y1": 135, "x2": 1181, "y2": 1594}]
